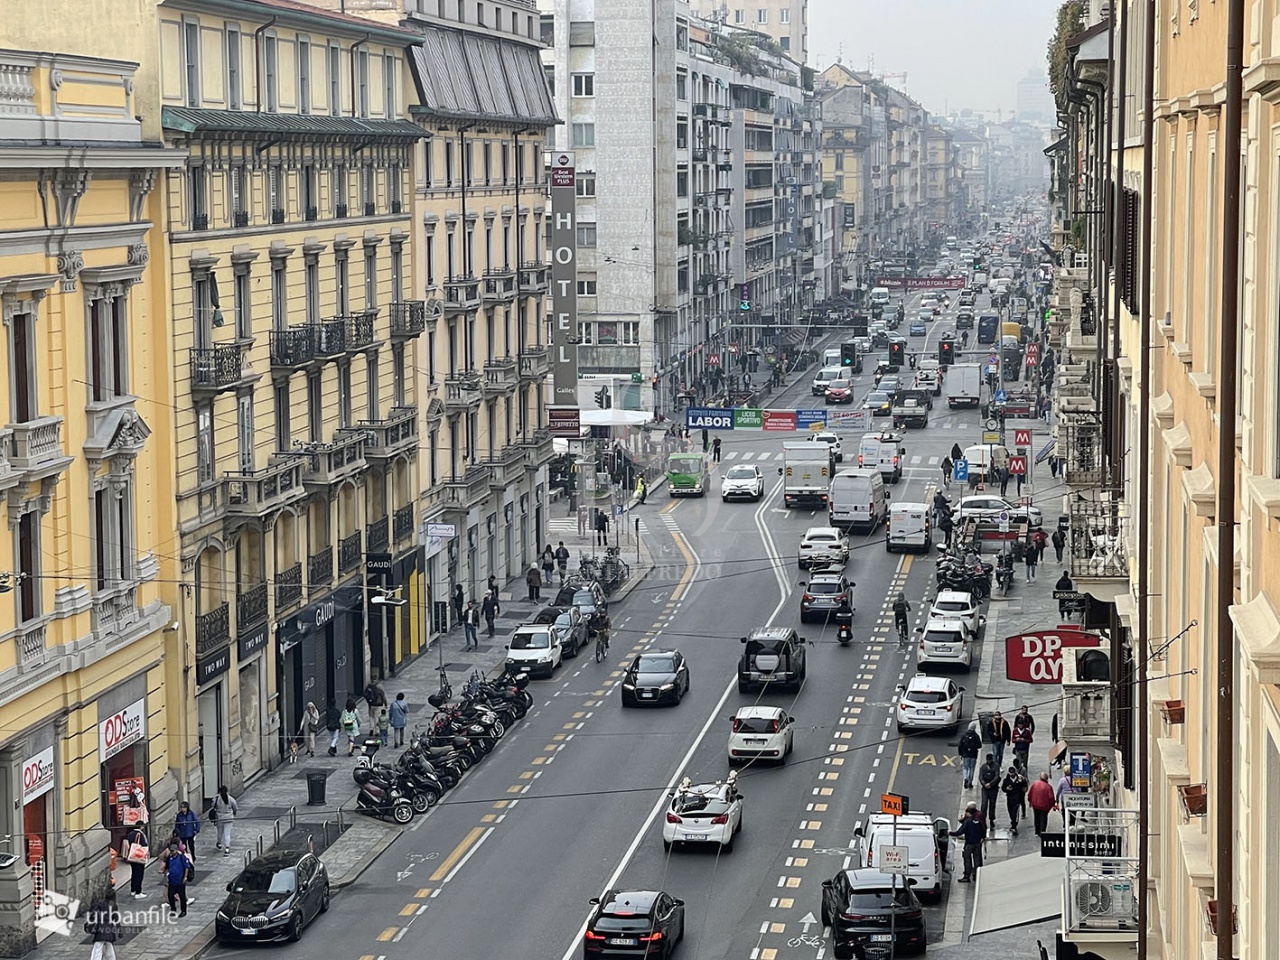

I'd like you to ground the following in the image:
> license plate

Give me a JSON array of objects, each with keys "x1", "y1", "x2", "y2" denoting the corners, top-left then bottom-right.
[
  {"x1": 916, "y1": 709, "x2": 936, "y2": 716},
  {"x1": 870, "y1": 934, "x2": 892, "y2": 943},
  {"x1": 934, "y1": 646, "x2": 952, "y2": 653},
  {"x1": 610, "y1": 938, "x2": 638, "y2": 946},
  {"x1": 745, "y1": 738, "x2": 766, "y2": 745},
  {"x1": 682, "y1": 834, "x2": 705, "y2": 841},
  {"x1": 238, "y1": 929, "x2": 257, "y2": 936},
  {"x1": 639, "y1": 690, "x2": 654, "y2": 698}
]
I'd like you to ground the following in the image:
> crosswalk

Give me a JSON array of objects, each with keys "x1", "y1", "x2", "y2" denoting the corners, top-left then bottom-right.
[{"x1": 548, "y1": 515, "x2": 652, "y2": 536}]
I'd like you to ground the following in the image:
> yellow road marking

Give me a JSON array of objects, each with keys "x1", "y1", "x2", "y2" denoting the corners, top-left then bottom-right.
[
  {"x1": 493, "y1": 800, "x2": 509, "y2": 809},
  {"x1": 770, "y1": 922, "x2": 786, "y2": 933},
  {"x1": 532, "y1": 756, "x2": 546, "y2": 765},
  {"x1": 761, "y1": 950, "x2": 778, "y2": 960},
  {"x1": 777, "y1": 898, "x2": 794, "y2": 909},
  {"x1": 377, "y1": 928, "x2": 399, "y2": 941},
  {"x1": 518, "y1": 771, "x2": 534, "y2": 780},
  {"x1": 506, "y1": 785, "x2": 522, "y2": 794},
  {"x1": 669, "y1": 529, "x2": 697, "y2": 602},
  {"x1": 572, "y1": 711, "x2": 586, "y2": 719},
  {"x1": 662, "y1": 498, "x2": 679, "y2": 514},
  {"x1": 886, "y1": 731, "x2": 906, "y2": 794},
  {"x1": 415, "y1": 889, "x2": 432, "y2": 899},
  {"x1": 429, "y1": 826, "x2": 486, "y2": 882},
  {"x1": 399, "y1": 904, "x2": 418, "y2": 916},
  {"x1": 784, "y1": 877, "x2": 802, "y2": 888}
]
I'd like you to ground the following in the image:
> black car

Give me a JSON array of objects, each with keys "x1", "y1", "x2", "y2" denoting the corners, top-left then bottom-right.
[
  {"x1": 820, "y1": 869, "x2": 926, "y2": 959},
  {"x1": 621, "y1": 650, "x2": 690, "y2": 706},
  {"x1": 553, "y1": 580, "x2": 609, "y2": 632},
  {"x1": 215, "y1": 850, "x2": 330, "y2": 944},
  {"x1": 738, "y1": 626, "x2": 806, "y2": 692},
  {"x1": 533, "y1": 604, "x2": 589, "y2": 657},
  {"x1": 584, "y1": 889, "x2": 685, "y2": 958}
]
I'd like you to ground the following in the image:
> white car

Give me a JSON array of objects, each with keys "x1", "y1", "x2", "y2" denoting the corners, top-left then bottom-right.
[
  {"x1": 505, "y1": 624, "x2": 563, "y2": 678},
  {"x1": 916, "y1": 617, "x2": 975, "y2": 671},
  {"x1": 662, "y1": 772, "x2": 744, "y2": 852},
  {"x1": 951, "y1": 495, "x2": 1044, "y2": 529},
  {"x1": 896, "y1": 674, "x2": 965, "y2": 732},
  {"x1": 727, "y1": 706, "x2": 795, "y2": 765},
  {"x1": 929, "y1": 591, "x2": 982, "y2": 636},
  {"x1": 798, "y1": 526, "x2": 850, "y2": 569},
  {"x1": 809, "y1": 430, "x2": 843, "y2": 462},
  {"x1": 721, "y1": 464, "x2": 764, "y2": 502}
]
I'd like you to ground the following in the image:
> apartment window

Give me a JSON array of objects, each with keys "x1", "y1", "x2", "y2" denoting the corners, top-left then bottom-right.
[
  {"x1": 271, "y1": 259, "x2": 287, "y2": 330},
  {"x1": 364, "y1": 245, "x2": 378, "y2": 308},
  {"x1": 264, "y1": 35, "x2": 279, "y2": 112},
  {"x1": 388, "y1": 162, "x2": 402, "y2": 212},
  {"x1": 274, "y1": 381, "x2": 291, "y2": 449},
  {"x1": 593, "y1": 321, "x2": 640, "y2": 345},
  {"x1": 233, "y1": 266, "x2": 252, "y2": 340},
  {"x1": 188, "y1": 165, "x2": 208, "y2": 230},
  {"x1": 327, "y1": 43, "x2": 341, "y2": 116},
  {"x1": 226, "y1": 27, "x2": 242, "y2": 109},
  {"x1": 93, "y1": 482, "x2": 133, "y2": 590},
  {"x1": 390, "y1": 244, "x2": 403, "y2": 301},
  {"x1": 305, "y1": 256, "x2": 320, "y2": 324},
  {"x1": 484, "y1": 225, "x2": 493, "y2": 271},
  {"x1": 392, "y1": 343, "x2": 407, "y2": 406},
  {"x1": 572, "y1": 73, "x2": 594, "y2": 97},
  {"x1": 298, "y1": 39, "x2": 311, "y2": 113},
  {"x1": 676, "y1": 119, "x2": 688, "y2": 150},
  {"x1": 268, "y1": 164, "x2": 284, "y2": 221},
  {"x1": 338, "y1": 362, "x2": 353, "y2": 427},
  {"x1": 302, "y1": 164, "x2": 317, "y2": 220},
  {"x1": 228, "y1": 165, "x2": 247, "y2": 225},
  {"x1": 384, "y1": 54, "x2": 396, "y2": 117},
  {"x1": 425, "y1": 234, "x2": 435, "y2": 286},
  {"x1": 16, "y1": 511, "x2": 39, "y2": 622},
  {"x1": 780, "y1": 36, "x2": 790, "y2": 51},
  {"x1": 333, "y1": 164, "x2": 348, "y2": 216},
  {"x1": 307, "y1": 372, "x2": 322, "y2": 441},
  {"x1": 576, "y1": 222, "x2": 597, "y2": 247},
  {"x1": 476, "y1": 2, "x2": 485, "y2": 25},
  {"x1": 500, "y1": 144, "x2": 510, "y2": 185},
  {"x1": 733, "y1": 9, "x2": 745, "y2": 23},
  {"x1": 571, "y1": 123, "x2": 595, "y2": 147},
  {"x1": 676, "y1": 73, "x2": 686, "y2": 101},
  {"x1": 192, "y1": 274, "x2": 212, "y2": 350},
  {"x1": 237, "y1": 394, "x2": 255, "y2": 473},
  {"x1": 779, "y1": 8, "x2": 790, "y2": 23},
  {"x1": 577, "y1": 279, "x2": 598, "y2": 296},
  {"x1": 196, "y1": 403, "x2": 215, "y2": 484},
  {"x1": 511, "y1": 11, "x2": 518, "y2": 33},
  {"x1": 360, "y1": 165, "x2": 374, "y2": 215},
  {"x1": 676, "y1": 170, "x2": 688, "y2": 198},
  {"x1": 756, "y1": 8, "x2": 768, "y2": 23},
  {"x1": 357, "y1": 49, "x2": 370, "y2": 118},
  {"x1": 446, "y1": 229, "x2": 457, "y2": 278},
  {"x1": 576, "y1": 172, "x2": 596, "y2": 198},
  {"x1": 336, "y1": 252, "x2": 350, "y2": 314},
  {"x1": 444, "y1": 141, "x2": 454, "y2": 187},
  {"x1": 183, "y1": 20, "x2": 201, "y2": 107},
  {"x1": 366, "y1": 353, "x2": 380, "y2": 420},
  {"x1": 88, "y1": 293, "x2": 128, "y2": 402},
  {"x1": 465, "y1": 227, "x2": 475, "y2": 275},
  {"x1": 1203, "y1": 142, "x2": 1217, "y2": 373}
]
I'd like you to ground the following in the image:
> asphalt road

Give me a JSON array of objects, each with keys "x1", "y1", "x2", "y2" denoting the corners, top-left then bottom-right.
[{"x1": 209, "y1": 283, "x2": 1040, "y2": 960}]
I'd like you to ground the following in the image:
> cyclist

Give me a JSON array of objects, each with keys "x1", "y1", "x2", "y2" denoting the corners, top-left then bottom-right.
[
  {"x1": 892, "y1": 593, "x2": 911, "y2": 649},
  {"x1": 595, "y1": 614, "x2": 612, "y2": 662},
  {"x1": 554, "y1": 541, "x2": 570, "y2": 584}
]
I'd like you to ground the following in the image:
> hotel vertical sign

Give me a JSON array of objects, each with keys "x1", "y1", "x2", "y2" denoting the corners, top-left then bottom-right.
[{"x1": 548, "y1": 152, "x2": 580, "y2": 433}]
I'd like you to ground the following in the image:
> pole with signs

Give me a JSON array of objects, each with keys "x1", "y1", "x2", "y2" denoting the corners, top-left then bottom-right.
[{"x1": 548, "y1": 152, "x2": 580, "y2": 433}]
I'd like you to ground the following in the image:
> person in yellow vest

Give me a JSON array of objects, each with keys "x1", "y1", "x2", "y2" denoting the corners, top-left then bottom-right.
[{"x1": 635, "y1": 476, "x2": 647, "y2": 505}]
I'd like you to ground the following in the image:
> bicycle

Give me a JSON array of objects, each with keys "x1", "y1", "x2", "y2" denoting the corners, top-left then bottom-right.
[
  {"x1": 895, "y1": 615, "x2": 910, "y2": 650},
  {"x1": 595, "y1": 625, "x2": 611, "y2": 663}
]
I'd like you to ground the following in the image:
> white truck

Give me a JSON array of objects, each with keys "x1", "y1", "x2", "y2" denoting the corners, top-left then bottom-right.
[
  {"x1": 780, "y1": 441, "x2": 833, "y2": 509},
  {"x1": 945, "y1": 362, "x2": 983, "y2": 409}
]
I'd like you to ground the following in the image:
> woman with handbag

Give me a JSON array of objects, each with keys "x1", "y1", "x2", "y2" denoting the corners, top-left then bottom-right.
[
  {"x1": 121, "y1": 825, "x2": 149, "y2": 898},
  {"x1": 299, "y1": 702, "x2": 321, "y2": 757},
  {"x1": 209, "y1": 786, "x2": 238, "y2": 857}
]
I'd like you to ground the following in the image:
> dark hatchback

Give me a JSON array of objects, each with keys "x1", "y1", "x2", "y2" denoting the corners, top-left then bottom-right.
[
  {"x1": 620, "y1": 650, "x2": 690, "y2": 707},
  {"x1": 553, "y1": 581, "x2": 609, "y2": 632},
  {"x1": 820, "y1": 869, "x2": 926, "y2": 958},
  {"x1": 215, "y1": 850, "x2": 330, "y2": 944},
  {"x1": 584, "y1": 889, "x2": 685, "y2": 958}
]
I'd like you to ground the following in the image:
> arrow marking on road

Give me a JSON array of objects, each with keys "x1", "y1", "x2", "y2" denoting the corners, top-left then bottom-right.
[{"x1": 799, "y1": 912, "x2": 818, "y2": 934}]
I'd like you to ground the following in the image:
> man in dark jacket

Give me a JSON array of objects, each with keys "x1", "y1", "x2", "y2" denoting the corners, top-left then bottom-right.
[
  {"x1": 85, "y1": 883, "x2": 120, "y2": 960},
  {"x1": 978, "y1": 754, "x2": 1001, "y2": 824},
  {"x1": 481, "y1": 590, "x2": 500, "y2": 638},
  {"x1": 950, "y1": 802, "x2": 987, "y2": 882},
  {"x1": 1002, "y1": 760, "x2": 1029, "y2": 835},
  {"x1": 987, "y1": 711, "x2": 1012, "y2": 769},
  {"x1": 957, "y1": 723, "x2": 982, "y2": 789}
]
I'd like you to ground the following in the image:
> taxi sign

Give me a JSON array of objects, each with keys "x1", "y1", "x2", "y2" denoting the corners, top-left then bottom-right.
[{"x1": 881, "y1": 792, "x2": 909, "y2": 816}]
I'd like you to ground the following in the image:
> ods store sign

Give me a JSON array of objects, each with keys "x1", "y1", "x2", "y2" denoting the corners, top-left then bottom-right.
[{"x1": 99, "y1": 698, "x2": 147, "y2": 761}]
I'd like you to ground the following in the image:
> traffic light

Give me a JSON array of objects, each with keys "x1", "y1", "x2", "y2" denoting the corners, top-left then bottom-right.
[
  {"x1": 889, "y1": 340, "x2": 905, "y2": 368},
  {"x1": 738, "y1": 283, "x2": 751, "y2": 312},
  {"x1": 841, "y1": 342, "x2": 857, "y2": 367},
  {"x1": 939, "y1": 340, "x2": 955, "y2": 366},
  {"x1": 594, "y1": 386, "x2": 611, "y2": 409}
]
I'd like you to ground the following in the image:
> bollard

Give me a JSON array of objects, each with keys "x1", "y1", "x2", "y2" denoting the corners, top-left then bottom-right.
[
  {"x1": 274, "y1": 819, "x2": 281, "y2": 845},
  {"x1": 290, "y1": 805, "x2": 297, "y2": 830},
  {"x1": 307, "y1": 834, "x2": 314, "y2": 854},
  {"x1": 322, "y1": 822, "x2": 330, "y2": 847}
]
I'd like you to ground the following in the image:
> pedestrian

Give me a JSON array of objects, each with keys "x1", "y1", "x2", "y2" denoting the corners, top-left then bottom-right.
[
  {"x1": 938, "y1": 510, "x2": 953, "y2": 547},
  {"x1": 526, "y1": 564, "x2": 542, "y2": 602},
  {"x1": 299, "y1": 701, "x2": 321, "y2": 757},
  {"x1": 555, "y1": 540, "x2": 571, "y2": 580},
  {"x1": 463, "y1": 600, "x2": 480, "y2": 650},
  {"x1": 987, "y1": 712, "x2": 1012, "y2": 769},
  {"x1": 363, "y1": 680, "x2": 387, "y2": 727},
  {"x1": 577, "y1": 503, "x2": 588, "y2": 538},
  {"x1": 541, "y1": 544, "x2": 555, "y2": 584},
  {"x1": 999, "y1": 465, "x2": 1011, "y2": 496},
  {"x1": 1032, "y1": 528, "x2": 1049, "y2": 562},
  {"x1": 1028, "y1": 772, "x2": 1056, "y2": 836},
  {"x1": 701, "y1": 428, "x2": 710, "y2": 452},
  {"x1": 174, "y1": 800, "x2": 201, "y2": 859},
  {"x1": 1056, "y1": 770, "x2": 1080, "y2": 826},
  {"x1": 957, "y1": 720, "x2": 982, "y2": 789},
  {"x1": 84, "y1": 882, "x2": 120, "y2": 960},
  {"x1": 326, "y1": 698, "x2": 342, "y2": 755},
  {"x1": 377, "y1": 708, "x2": 390, "y2": 746},
  {"x1": 950, "y1": 442, "x2": 963, "y2": 463},
  {"x1": 1056, "y1": 570, "x2": 1075, "y2": 617},
  {"x1": 209, "y1": 785, "x2": 238, "y2": 857},
  {"x1": 1002, "y1": 760, "x2": 1028, "y2": 835},
  {"x1": 389, "y1": 692, "x2": 409, "y2": 747},
  {"x1": 1015, "y1": 470, "x2": 1025, "y2": 496},
  {"x1": 595, "y1": 510, "x2": 610, "y2": 547},
  {"x1": 635, "y1": 476, "x2": 647, "y2": 505},
  {"x1": 978, "y1": 754, "x2": 1001, "y2": 824},
  {"x1": 1014, "y1": 704, "x2": 1036, "y2": 737},
  {"x1": 941, "y1": 456, "x2": 953, "y2": 489},
  {"x1": 340, "y1": 697, "x2": 361, "y2": 756},
  {"x1": 932, "y1": 490, "x2": 949, "y2": 528},
  {"x1": 950, "y1": 802, "x2": 987, "y2": 882},
  {"x1": 481, "y1": 590, "x2": 500, "y2": 638},
  {"x1": 1051, "y1": 527, "x2": 1066, "y2": 562},
  {"x1": 121, "y1": 824, "x2": 149, "y2": 898},
  {"x1": 712, "y1": 436, "x2": 722, "y2": 462},
  {"x1": 163, "y1": 840, "x2": 192, "y2": 916},
  {"x1": 451, "y1": 583, "x2": 464, "y2": 627},
  {"x1": 1025, "y1": 545, "x2": 1037, "y2": 583}
]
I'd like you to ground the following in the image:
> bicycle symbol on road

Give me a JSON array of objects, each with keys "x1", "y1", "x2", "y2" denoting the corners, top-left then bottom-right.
[{"x1": 786, "y1": 934, "x2": 825, "y2": 948}]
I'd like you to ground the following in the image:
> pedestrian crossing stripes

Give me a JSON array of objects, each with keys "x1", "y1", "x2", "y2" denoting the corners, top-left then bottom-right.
[{"x1": 548, "y1": 516, "x2": 651, "y2": 536}]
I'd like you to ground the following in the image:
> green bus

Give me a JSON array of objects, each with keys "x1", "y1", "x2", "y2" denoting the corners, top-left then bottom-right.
[{"x1": 666, "y1": 452, "x2": 709, "y2": 497}]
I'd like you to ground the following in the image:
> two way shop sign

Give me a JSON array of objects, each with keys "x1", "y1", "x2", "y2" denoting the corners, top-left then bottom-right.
[{"x1": 1004, "y1": 629, "x2": 1101, "y2": 683}]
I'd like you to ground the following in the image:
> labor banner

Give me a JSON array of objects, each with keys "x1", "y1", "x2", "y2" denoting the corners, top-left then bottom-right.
[{"x1": 1005, "y1": 630, "x2": 1101, "y2": 684}]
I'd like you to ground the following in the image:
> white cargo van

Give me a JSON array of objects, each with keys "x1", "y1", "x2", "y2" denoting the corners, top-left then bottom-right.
[
  {"x1": 961, "y1": 443, "x2": 1009, "y2": 482},
  {"x1": 857, "y1": 432, "x2": 905, "y2": 484},
  {"x1": 828, "y1": 469, "x2": 888, "y2": 532},
  {"x1": 852, "y1": 813, "x2": 950, "y2": 903},
  {"x1": 869, "y1": 286, "x2": 892, "y2": 307},
  {"x1": 811, "y1": 365, "x2": 844, "y2": 396},
  {"x1": 823, "y1": 346, "x2": 843, "y2": 368},
  {"x1": 886, "y1": 501, "x2": 931, "y2": 553}
]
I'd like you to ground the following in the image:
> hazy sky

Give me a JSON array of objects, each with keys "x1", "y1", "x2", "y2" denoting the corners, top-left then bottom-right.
[{"x1": 808, "y1": 0, "x2": 1060, "y2": 117}]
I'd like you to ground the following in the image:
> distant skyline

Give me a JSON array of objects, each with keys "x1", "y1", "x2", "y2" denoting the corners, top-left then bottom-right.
[{"x1": 808, "y1": 0, "x2": 1060, "y2": 119}]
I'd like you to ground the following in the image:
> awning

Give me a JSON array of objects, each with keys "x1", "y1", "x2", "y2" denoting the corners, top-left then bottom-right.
[{"x1": 969, "y1": 853, "x2": 1062, "y2": 936}]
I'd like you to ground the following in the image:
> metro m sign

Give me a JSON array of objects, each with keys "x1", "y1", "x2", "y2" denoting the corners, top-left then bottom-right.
[{"x1": 1005, "y1": 630, "x2": 1101, "y2": 684}]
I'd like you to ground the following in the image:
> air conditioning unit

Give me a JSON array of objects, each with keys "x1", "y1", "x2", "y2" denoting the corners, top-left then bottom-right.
[{"x1": 1071, "y1": 877, "x2": 1135, "y2": 926}]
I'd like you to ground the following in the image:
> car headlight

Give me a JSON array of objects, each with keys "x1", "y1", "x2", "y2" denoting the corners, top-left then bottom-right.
[
  {"x1": 622, "y1": 682, "x2": 635, "y2": 690},
  {"x1": 217, "y1": 910, "x2": 230, "y2": 921},
  {"x1": 538, "y1": 652, "x2": 552, "y2": 662},
  {"x1": 659, "y1": 683, "x2": 675, "y2": 691}
]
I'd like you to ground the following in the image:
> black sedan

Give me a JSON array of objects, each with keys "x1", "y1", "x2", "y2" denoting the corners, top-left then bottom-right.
[
  {"x1": 584, "y1": 889, "x2": 685, "y2": 958},
  {"x1": 215, "y1": 850, "x2": 330, "y2": 943},
  {"x1": 820, "y1": 869, "x2": 926, "y2": 958},
  {"x1": 620, "y1": 650, "x2": 690, "y2": 707}
]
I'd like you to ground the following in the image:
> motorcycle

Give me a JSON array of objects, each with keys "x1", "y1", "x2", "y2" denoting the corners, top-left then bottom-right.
[
  {"x1": 355, "y1": 776, "x2": 414, "y2": 824},
  {"x1": 834, "y1": 608, "x2": 853, "y2": 646},
  {"x1": 354, "y1": 764, "x2": 441, "y2": 814},
  {"x1": 995, "y1": 553, "x2": 1016, "y2": 596},
  {"x1": 355, "y1": 737, "x2": 382, "y2": 769}
]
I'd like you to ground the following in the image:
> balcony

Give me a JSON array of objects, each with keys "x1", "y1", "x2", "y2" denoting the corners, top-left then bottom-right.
[
  {"x1": 1062, "y1": 808, "x2": 1139, "y2": 939},
  {"x1": 1069, "y1": 499, "x2": 1130, "y2": 602},
  {"x1": 94, "y1": 585, "x2": 139, "y2": 639},
  {"x1": 389, "y1": 300, "x2": 429, "y2": 340},
  {"x1": 308, "y1": 547, "x2": 334, "y2": 590},
  {"x1": 311, "y1": 318, "x2": 347, "y2": 358},
  {"x1": 518, "y1": 262, "x2": 548, "y2": 294},
  {"x1": 224, "y1": 456, "x2": 307, "y2": 517},
  {"x1": 276, "y1": 561, "x2": 303, "y2": 610},
  {"x1": 443, "y1": 275, "x2": 481, "y2": 314},
  {"x1": 519, "y1": 347, "x2": 549, "y2": 381},
  {"x1": 195, "y1": 602, "x2": 230, "y2": 659},
  {"x1": 520, "y1": 428, "x2": 555, "y2": 468},
  {"x1": 443, "y1": 464, "x2": 493, "y2": 509},
  {"x1": 360, "y1": 405, "x2": 418, "y2": 461},
  {"x1": 1061, "y1": 417, "x2": 1104, "y2": 487},
  {"x1": 482, "y1": 268, "x2": 517, "y2": 302},
  {"x1": 338, "y1": 530, "x2": 363, "y2": 575},
  {"x1": 393, "y1": 503, "x2": 415, "y2": 544},
  {"x1": 14, "y1": 621, "x2": 48, "y2": 672},
  {"x1": 483, "y1": 445, "x2": 526, "y2": 488},
  {"x1": 367, "y1": 514, "x2": 390, "y2": 552},
  {"x1": 270, "y1": 327, "x2": 315, "y2": 369},
  {"x1": 7, "y1": 416, "x2": 72, "y2": 480},
  {"x1": 692, "y1": 146, "x2": 708, "y2": 162},
  {"x1": 342, "y1": 311, "x2": 377, "y2": 352},
  {"x1": 299, "y1": 430, "x2": 367, "y2": 491},
  {"x1": 189, "y1": 343, "x2": 247, "y2": 395},
  {"x1": 236, "y1": 581, "x2": 269, "y2": 632},
  {"x1": 483, "y1": 357, "x2": 518, "y2": 395},
  {"x1": 444, "y1": 371, "x2": 484, "y2": 413}
]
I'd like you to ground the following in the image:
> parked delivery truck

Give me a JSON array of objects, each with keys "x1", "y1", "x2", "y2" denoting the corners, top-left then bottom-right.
[
  {"x1": 781, "y1": 441, "x2": 833, "y2": 509},
  {"x1": 945, "y1": 363, "x2": 983, "y2": 409}
]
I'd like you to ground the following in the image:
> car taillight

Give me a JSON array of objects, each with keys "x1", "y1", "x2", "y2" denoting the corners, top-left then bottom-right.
[
  {"x1": 944, "y1": 703, "x2": 953, "y2": 711},
  {"x1": 892, "y1": 456, "x2": 899, "y2": 465},
  {"x1": 802, "y1": 593, "x2": 815, "y2": 602},
  {"x1": 841, "y1": 912, "x2": 867, "y2": 922},
  {"x1": 638, "y1": 932, "x2": 664, "y2": 943},
  {"x1": 666, "y1": 812, "x2": 682, "y2": 824},
  {"x1": 770, "y1": 720, "x2": 781, "y2": 733},
  {"x1": 585, "y1": 931, "x2": 606, "y2": 941},
  {"x1": 858, "y1": 455, "x2": 864, "y2": 466},
  {"x1": 899, "y1": 702, "x2": 907, "y2": 710},
  {"x1": 711, "y1": 814, "x2": 729, "y2": 825},
  {"x1": 731, "y1": 719, "x2": 742, "y2": 732}
]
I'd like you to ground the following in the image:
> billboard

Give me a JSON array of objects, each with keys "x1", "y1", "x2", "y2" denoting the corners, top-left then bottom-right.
[
  {"x1": 549, "y1": 152, "x2": 580, "y2": 409},
  {"x1": 1004, "y1": 629, "x2": 1102, "y2": 684},
  {"x1": 874, "y1": 277, "x2": 967, "y2": 290}
]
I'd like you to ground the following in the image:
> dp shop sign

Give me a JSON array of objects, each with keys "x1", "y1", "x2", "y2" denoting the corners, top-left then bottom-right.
[
  {"x1": 100, "y1": 698, "x2": 147, "y2": 761},
  {"x1": 1005, "y1": 630, "x2": 1101, "y2": 684}
]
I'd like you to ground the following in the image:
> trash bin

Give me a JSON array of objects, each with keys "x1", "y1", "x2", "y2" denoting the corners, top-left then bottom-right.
[{"x1": 306, "y1": 771, "x2": 327, "y2": 806}]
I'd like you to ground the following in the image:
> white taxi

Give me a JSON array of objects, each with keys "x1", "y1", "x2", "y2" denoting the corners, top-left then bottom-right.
[
  {"x1": 662, "y1": 773, "x2": 744, "y2": 852},
  {"x1": 896, "y1": 674, "x2": 965, "y2": 732}
]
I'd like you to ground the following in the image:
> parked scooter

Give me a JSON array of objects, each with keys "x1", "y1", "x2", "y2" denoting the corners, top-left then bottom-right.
[{"x1": 354, "y1": 775, "x2": 413, "y2": 824}]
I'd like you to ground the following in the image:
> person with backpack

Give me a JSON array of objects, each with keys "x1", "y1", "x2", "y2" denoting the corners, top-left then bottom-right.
[
  {"x1": 892, "y1": 593, "x2": 911, "y2": 648},
  {"x1": 339, "y1": 697, "x2": 361, "y2": 756},
  {"x1": 363, "y1": 681, "x2": 386, "y2": 727},
  {"x1": 1002, "y1": 760, "x2": 1029, "y2": 835},
  {"x1": 174, "y1": 800, "x2": 201, "y2": 859},
  {"x1": 957, "y1": 721, "x2": 982, "y2": 789},
  {"x1": 163, "y1": 840, "x2": 193, "y2": 916}
]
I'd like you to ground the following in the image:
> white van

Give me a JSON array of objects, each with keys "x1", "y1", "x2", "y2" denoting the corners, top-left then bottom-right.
[
  {"x1": 961, "y1": 443, "x2": 1009, "y2": 482},
  {"x1": 886, "y1": 501, "x2": 931, "y2": 553},
  {"x1": 870, "y1": 286, "x2": 892, "y2": 307},
  {"x1": 811, "y1": 365, "x2": 845, "y2": 396},
  {"x1": 823, "y1": 346, "x2": 843, "y2": 368},
  {"x1": 853, "y1": 813, "x2": 949, "y2": 903},
  {"x1": 829, "y1": 469, "x2": 888, "y2": 532},
  {"x1": 857, "y1": 432, "x2": 905, "y2": 484}
]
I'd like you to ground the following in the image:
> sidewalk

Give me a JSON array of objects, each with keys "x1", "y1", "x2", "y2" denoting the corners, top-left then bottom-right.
[{"x1": 36, "y1": 530, "x2": 655, "y2": 960}]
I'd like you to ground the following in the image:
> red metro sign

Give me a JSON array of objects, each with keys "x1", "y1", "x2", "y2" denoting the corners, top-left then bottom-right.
[{"x1": 1005, "y1": 629, "x2": 1101, "y2": 684}]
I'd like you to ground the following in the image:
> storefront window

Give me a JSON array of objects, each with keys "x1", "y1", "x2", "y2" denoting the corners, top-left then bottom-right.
[{"x1": 239, "y1": 661, "x2": 263, "y2": 778}]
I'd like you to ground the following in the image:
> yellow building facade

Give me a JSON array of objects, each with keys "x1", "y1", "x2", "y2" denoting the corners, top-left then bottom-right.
[{"x1": 0, "y1": 50, "x2": 182, "y2": 949}]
